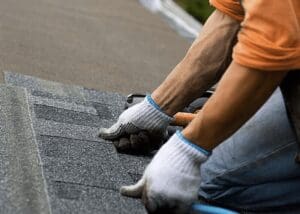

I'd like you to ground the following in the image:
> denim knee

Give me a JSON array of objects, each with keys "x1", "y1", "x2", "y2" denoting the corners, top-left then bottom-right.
[{"x1": 199, "y1": 141, "x2": 300, "y2": 211}]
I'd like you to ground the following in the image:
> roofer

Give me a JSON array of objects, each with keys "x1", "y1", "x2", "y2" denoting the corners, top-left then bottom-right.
[{"x1": 99, "y1": 0, "x2": 300, "y2": 213}]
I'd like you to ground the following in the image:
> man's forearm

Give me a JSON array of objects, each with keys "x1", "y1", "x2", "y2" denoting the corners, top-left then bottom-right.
[
  {"x1": 183, "y1": 62, "x2": 288, "y2": 150},
  {"x1": 152, "y1": 10, "x2": 240, "y2": 116}
]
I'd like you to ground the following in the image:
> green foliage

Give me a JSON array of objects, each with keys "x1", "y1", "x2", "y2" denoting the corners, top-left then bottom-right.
[{"x1": 174, "y1": 0, "x2": 215, "y2": 23}]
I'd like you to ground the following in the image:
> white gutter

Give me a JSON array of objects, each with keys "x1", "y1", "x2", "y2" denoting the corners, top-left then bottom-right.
[{"x1": 139, "y1": 0, "x2": 202, "y2": 41}]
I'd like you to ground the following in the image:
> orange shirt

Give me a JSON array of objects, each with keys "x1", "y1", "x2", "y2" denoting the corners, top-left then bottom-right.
[{"x1": 210, "y1": 0, "x2": 300, "y2": 71}]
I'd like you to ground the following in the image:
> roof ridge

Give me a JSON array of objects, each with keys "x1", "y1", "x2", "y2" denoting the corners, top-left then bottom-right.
[{"x1": 0, "y1": 85, "x2": 51, "y2": 214}]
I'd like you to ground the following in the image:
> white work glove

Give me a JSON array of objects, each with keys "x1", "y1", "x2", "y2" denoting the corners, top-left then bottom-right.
[
  {"x1": 120, "y1": 131, "x2": 210, "y2": 213},
  {"x1": 99, "y1": 95, "x2": 173, "y2": 153}
]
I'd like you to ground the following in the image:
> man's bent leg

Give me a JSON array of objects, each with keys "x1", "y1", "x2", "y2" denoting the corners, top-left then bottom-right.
[{"x1": 199, "y1": 89, "x2": 300, "y2": 211}]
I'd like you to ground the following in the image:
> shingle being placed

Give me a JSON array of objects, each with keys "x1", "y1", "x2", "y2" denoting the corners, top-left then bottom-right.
[
  {"x1": 4, "y1": 71, "x2": 126, "y2": 107},
  {"x1": 4, "y1": 71, "x2": 148, "y2": 213}
]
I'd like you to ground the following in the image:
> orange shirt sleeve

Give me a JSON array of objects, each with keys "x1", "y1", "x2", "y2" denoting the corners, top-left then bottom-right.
[
  {"x1": 233, "y1": 0, "x2": 300, "y2": 71},
  {"x1": 210, "y1": 0, "x2": 300, "y2": 71},
  {"x1": 209, "y1": 0, "x2": 244, "y2": 22}
]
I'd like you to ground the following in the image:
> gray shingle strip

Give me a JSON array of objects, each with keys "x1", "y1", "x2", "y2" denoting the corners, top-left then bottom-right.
[
  {"x1": 4, "y1": 71, "x2": 86, "y2": 102},
  {"x1": 33, "y1": 102, "x2": 121, "y2": 127},
  {"x1": 42, "y1": 157, "x2": 117, "y2": 190},
  {"x1": 35, "y1": 119, "x2": 107, "y2": 142},
  {"x1": 48, "y1": 181, "x2": 146, "y2": 214},
  {"x1": 0, "y1": 86, "x2": 51, "y2": 214},
  {"x1": 118, "y1": 153, "x2": 152, "y2": 182},
  {"x1": 31, "y1": 90, "x2": 94, "y2": 107},
  {"x1": 30, "y1": 89, "x2": 125, "y2": 113},
  {"x1": 83, "y1": 87, "x2": 126, "y2": 107},
  {"x1": 38, "y1": 135, "x2": 132, "y2": 190},
  {"x1": 4, "y1": 71, "x2": 126, "y2": 107},
  {"x1": 38, "y1": 135, "x2": 111, "y2": 160},
  {"x1": 30, "y1": 96, "x2": 98, "y2": 115},
  {"x1": 34, "y1": 105, "x2": 105, "y2": 127}
]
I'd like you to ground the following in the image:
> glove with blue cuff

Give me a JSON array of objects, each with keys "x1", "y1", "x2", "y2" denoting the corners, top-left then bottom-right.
[
  {"x1": 98, "y1": 95, "x2": 173, "y2": 153},
  {"x1": 120, "y1": 131, "x2": 210, "y2": 214}
]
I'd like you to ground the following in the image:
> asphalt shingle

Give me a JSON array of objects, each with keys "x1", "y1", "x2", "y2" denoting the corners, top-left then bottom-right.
[
  {"x1": 39, "y1": 136, "x2": 132, "y2": 190},
  {"x1": 4, "y1": 71, "x2": 126, "y2": 107},
  {"x1": 33, "y1": 104, "x2": 105, "y2": 127},
  {"x1": 118, "y1": 153, "x2": 152, "y2": 183},
  {"x1": 49, "y1": 181, "x2": 146, "y2": 214},
  {"x1": 4, "y1": 72, "x2": 148, "y2": 213},
  {"x1": 35, "y1": 119, "x2": 103, "y2": 142}
]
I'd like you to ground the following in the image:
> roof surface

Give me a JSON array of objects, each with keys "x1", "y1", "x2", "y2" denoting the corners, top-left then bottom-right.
[
  {"x1": 0, "y1": 0, "x2": 189, "y2": 94},
  {"x1": 2, "y1": 71, "x2": 151, "y2": 214}
]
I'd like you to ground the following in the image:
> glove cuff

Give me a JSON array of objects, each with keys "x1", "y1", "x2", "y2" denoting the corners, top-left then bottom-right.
[
  {"x1": 156, "y1": 131, "x2": 210, "y2": 173},
  {"x1": 176, "y1": 131, "x2": 211, "y2": 156},
  {"x1": 132, "y1": 95, "x2": 173, "y2": 131},
  {"x1": 145, "y1": 95, "x2": 165, "y2": 113}
]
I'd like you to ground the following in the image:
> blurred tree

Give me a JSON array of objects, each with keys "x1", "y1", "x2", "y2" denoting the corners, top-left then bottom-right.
[{"x1": 174, "y1": 0, "x2": 215, "y2": 23}]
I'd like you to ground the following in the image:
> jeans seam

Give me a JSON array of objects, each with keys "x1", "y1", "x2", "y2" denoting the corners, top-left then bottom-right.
[{"x1": 211, "y1": 140, "x2": 296, "y2": 181}]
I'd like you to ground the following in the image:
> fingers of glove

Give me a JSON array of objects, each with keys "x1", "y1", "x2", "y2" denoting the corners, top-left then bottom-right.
[
  {"x1": 150, "y1": 206, "x2": 187, "y2": 214},
  {"x1": 131, "y1": 131, "x2": 166, "y2": 152},
  {"x1": 113, "y1": 132, "x2": 152, "y2": 154},
  {"x1": 113, "y1": 135, "x2": 148, "y2": 154},
  {"x1": 141, "y1": 183, "x2": 188, "y2": 214},
  {"x1": 130, "y1": 131, "x2": 151, "y2": 152},
  {"x1": 120, "y1": 176, "x2": 146, "y2": 198},
  {"x1": 113, "y1": 137, "x2": 131, "y2": 152},
  {"x1": 147, "y1": 131, "x2": 166, "y2": 150},
  {"x1": 144, "y1": 197, "x2": 187, "y2": 214},
  {"x1": 142, "y1": 185, "x2": 158, "y2": 213},
  {"x1": 142, "y1": 189, "x2": 173, "y2": 214},
  {"x1": 112, "y1": 130, "x2": 166, "y2": 154},
  {"x1": 98, "y1": 122, "x2": 124, "y2": 140}
]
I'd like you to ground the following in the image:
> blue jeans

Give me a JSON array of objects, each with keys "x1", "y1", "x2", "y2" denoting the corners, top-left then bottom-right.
[{"x1": 199, "y1": 89, "x2": 300, "y2": 212}]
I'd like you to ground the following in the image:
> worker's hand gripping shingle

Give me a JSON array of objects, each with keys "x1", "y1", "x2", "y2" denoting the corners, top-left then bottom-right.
[
  {"x1": 120, "y1": 131, "x2": 210, "y2": 213},
  {"x1": 98, "y1": 95, "x2": 173, "y2": 152}
]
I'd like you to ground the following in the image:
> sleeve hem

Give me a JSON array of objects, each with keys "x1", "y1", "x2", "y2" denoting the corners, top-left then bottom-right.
[
  {"x1": 210, "y1": 0, "x2": 244, "y2": 22},
  {"x1": 233, "y1": 56, "x2": 300, "y2": 71}
]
